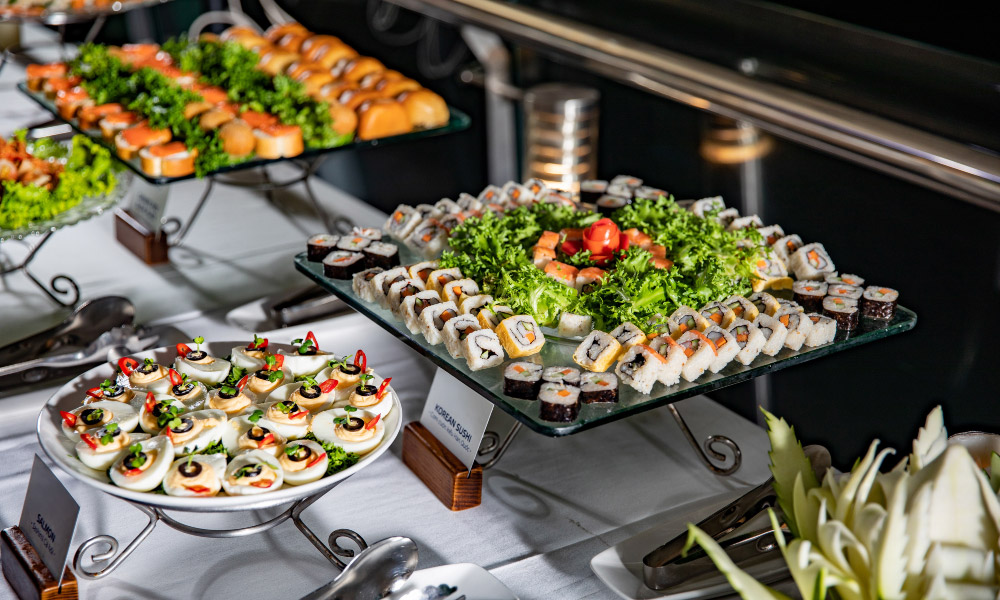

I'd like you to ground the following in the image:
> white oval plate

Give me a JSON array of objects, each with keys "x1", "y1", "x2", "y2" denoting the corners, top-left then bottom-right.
[{"x1": 36, "y1": 342, "x2": 401, "y2": 512}]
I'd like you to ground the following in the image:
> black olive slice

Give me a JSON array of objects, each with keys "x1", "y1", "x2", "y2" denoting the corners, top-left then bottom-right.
[
  {"x1": 170, "y1": 417, "x2": 194, "y2": 434},
  {"x1": 80, "y1": 408, "x2": 104, "y2": 425},
  {"x1": 185, "y1": 350, "x2": 208, "y2": 362},
  {"x1": 355, "y1": 385, "x2": 376, "y2": 397},
  {"x1": 343, "y1": 416, "x2": 365, "y2": 431},
  {"x1": 179, "y1": 462, "x2": 203, "y2": 478},
  {"x1": 247, "y1": 426, "x2": 271, "y2": 441},
  {"x1": 299, "y1": 385, "x2": 321, "y2": 399}
]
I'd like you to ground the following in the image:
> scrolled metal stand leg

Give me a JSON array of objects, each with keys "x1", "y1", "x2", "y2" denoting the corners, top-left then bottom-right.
[
  {"x1": 290, "y1": 490, "x2": 368, "y2": 569},
  {"x1": 73, "y1": 503, "x2": 159, "y2": 580},
  {"x1": 300, "y1": 158, "x2": 354, "y2": 235},
  {"x1": 0, "y1": 231, "x2": 80, "y2": 307},
  {"x1": 667, "y1": 403, "x2": 742, "y2": 476},
  {"x1": 163, "y1": 177, "x2": 215, "y2": 247},
  {"x1": 477, "y1": 422, "x2": 521, "y2": 470},
  {"x1": 83, "y1": 15, "x2": 108, "y2": 45}
]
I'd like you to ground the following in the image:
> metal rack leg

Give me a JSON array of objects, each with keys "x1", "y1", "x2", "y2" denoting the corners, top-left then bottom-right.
[
  {"x1": 667, "y1": 403, "x2": 742, "y2": 476},
  {"x1": 300, "y1": 157, "x2": 355, "y2": 235},
  {"x1": 73, "y1": 503, "x2": 159, "y2": 580},
  {"x1": 163, "y1": 177, "x2": 215, "y2": 247},
  {"x1": 477, "y1": 422, "x2": 522, "y2": 470},
  {"x1": 0, "y1": 231, "x2": 81, "y2": 307},
  {"x1": 290, "y1": 489, "x2": 368, "y2": 569}
]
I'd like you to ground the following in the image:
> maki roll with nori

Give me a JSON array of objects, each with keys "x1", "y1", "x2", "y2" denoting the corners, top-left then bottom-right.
[
  {"x1": 860, "y1": 286, "x2": 898, "y2": 320},
  {"x1": 307, "y1": 234, "x2": 339, "y2": 262},
  {"x1": 538, "y1": 383, "x2": 580, "y2": 422},
  {"x1": 579, "y1": 372, "x2": 619, "y2": 403},
  {"x1": 634, "y1": 186, "x2": 667, "y2": 200},
  {"x1": 323, "y1": 251, "x2": 366, "y2": 279},
  {"x1": 363, "y1": 241, "x2": 400, "y2": 269},
  {"x1": 610, "y1": 174, "x2": 643, "y2": 189},
  {"x1": 792, "y1": 280, "x2": 828, "y2": 312},
  {"x1": 828, "y1": 283, "x2": 863, "y2": 300},
  {"x1": 822, "y1": 296, "x2": 859, "y2": 331},
  {"x1": 543, "y1": 366, "x2": 581, "y2": 387},
  {"x1": 826, "y1": 273, "x2": 865, "y2": 287},
  {"x1": 596, "y1": 194, "x2": 629, "y2": 217},
  {"x1": 503, "y1": 361, "x2": 543, "y2": 399},
  {"x1": 579, "y1": 180, "x2": 608, "y2": 204}
]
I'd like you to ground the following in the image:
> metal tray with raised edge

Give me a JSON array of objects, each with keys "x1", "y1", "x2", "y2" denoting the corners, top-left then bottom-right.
[
  {"x1": 18, "y1": 83, "x2": 471, "y2": 185},
  {"x1": 294, "y1": 251, "x2": 917, "y2": 437}
]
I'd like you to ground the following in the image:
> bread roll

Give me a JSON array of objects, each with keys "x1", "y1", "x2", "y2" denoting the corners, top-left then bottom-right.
[
  {"x1": 359, "y1": 69, "x2": 403, "y2": 89},
  {"x1": 77, "y1": 103, "x2": 122, "y2": 130},
  {"x1": 399, "y1": 89, "x2": 449, "y2": 128},
  {"x1": 311, "y1": 44, "x2": 358, "y2": 70},
  {"x1": 337, "y1": 57, "x2": 385, "y2": 83},
  {"x1": 301, "y1": 35, "x2": 342, "y2": 60},
  {"x1": 275, "y1": 31, "x2": 311, "y2": 53},
  {"x1": 254, "y1": 124, "x2": 304, "y2": 158},
  {"x1": 258, "y1": 49, "x2": 299, "y2": 76},
  {"x1": 264, "y1": 22, "x2": 307, "y2": 43},
  {"x1": 221, "y1": 26, "x2": 261, "y2": 41},
  {"x1": 319, "y1": 81, "x2": 358, "y2": 102},
  {"x1": 356, "y1": 99, "x2": 412, "y2": 140},
  {"x1": 339, "y1": 89, "x2": 381, "y2": 111},
  {"x1": 286, "y1": 61, "x2": 327, "y2": 81},
  {"x1": 297, "y1": 71, "x2": 335, "y2": 96},
  {"x1": 219, "y1": 120, "x2": 255, "y2": 157},
  {"x1": 376, "y1": 77, "x2": 421, "y2": 98}
]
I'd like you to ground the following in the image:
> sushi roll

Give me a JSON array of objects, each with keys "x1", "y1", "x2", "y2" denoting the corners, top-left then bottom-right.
[
  {"x1": 461, "y1": 329, "x2": 505, "y2": 371},
  {"x1": 714, "y1": 208, "x2": 740, "y2": 229},
  {"x1": 723, "y1": 295, "x2": 759, "y2": 322},
  {"x1": 572, "y1": 330, "x2": 623, "y2": 373},
  {"x1": 596, "y1": 195, "x2": 629, "y2": 216},
  {"x1": 610, "y1": 321, "x2": 648, "y2": 349},
  {"x1": 384, "y1": 205, "x2": 423, "y2": 239},
  {"x1": 777, "y1": 298, "x2": 804, "y2": 314},
  {"x1": 387, "y1": 278, "x2": 426, "y2": 317},
  {"x1": 336, "y1": 234, "x2": 371, "y2": 254},
  {"x1": 753, "y1": 314, "x2": 789, "y2": 356},
  {"x1": 826, "y1": 273, "x2": 866, "y2": 287},
  {"x1": 792, "y1": 280, "x2": 828, "y2": 312},
  {"x1": 646, "y1": 334, "x2": 686, "y2": 386},
  {"x1": 605, "y1": 184, "x2": 632, "y2": 199},
  {"x1": 478, "y1": 184, "x2": 502, "y2": 204},
  {"x1": 348, "y1": 377, "x2": 394, "y2": 418},
  {"x1": 726, "y1": 215, "x2": 763, "y2": 232},
  {"x1": 676, "y1": 331, "x2": 717, "y2": 382},
  {"x1": 789, "y1": 243, "x2": 836, "y2": 281},
  {"x1": 700, "y1": 301, "x2": 736, "y2": 329},
  {"x1": 495, "y1": 315, "x2": 545, "y2": 358},
  {"x1": 307, "y1": 234, "x2": 340, "y2": 262},
  {"x1": 727, "y1": 319, "x2": 767, "y2": 366},
  {"x1": 579, "y1": 180, "x2": 608, "y2": 204},
  {"x1": 425, "y1": 267, "x2": 463, "y2": 293},
  {"x1": 418, "y1": 301, "x2": 459, "y2": 345},
  {"x1": 222, "y1": 450, "x2": 284, "y2": 495},
  {"x1": 362, "y1": 241, "x2": 400, "y2": 269},
  {"x1": 575, "y1": 267, "x2": 606, "y2": 294},
  {"x1": 668, "y1": 307, "x2": 710, "y2": 339},
  {"x1": 108, "y1": 436, "x2": 173, "y2": 492},
  {"x1": 804, "y1": 314, "x2": 837, "y2": 347},
  {"x1": 634, "y1": 186, "x2": 667, "y2": 200},
  {"x1": 860, "y1": 286, "x2": 898, "y2": 320},
  {"x1": 823, "y1": 296, "x2": 859, "y2": 331},
  {"x1": 610, "y1": 174, "x2": 643, "y2": 189},
  {"x1": 751, "y1": 256, "x2": 793, "y2": 292},
  {"x1": 160, "y1": 409, "x2": 227, "y2": 456},
  {"x1": 352, "y1": 267, "x2": 385, "y2": 303},
  {"x1": 579, "y1": 372, "x2": 619, "y2": 403},
  {"x1": 352, "y1": 227, "x2": 383, "y2": 241},
  {"x1": 775, "y1": 309, "x2": 814, "y2": 351},
  {"x1": 435, "y1": 198, "x2": 463, "y2": 214},
  {"x1": 703, "y1": 326, "x2": 739, "y2": 373},
  {"x1": 443, "y1": 314, "x2": 481, "y2": 359},
  {"x1": 406, "y1": 219, "x2": 448, "y2": 259},
  {"x1": 407, "y1": 261, "x2": 440, "y2": 283},
  {"x1": 532, "y1": 245, "x2": 555, "y2": 269},
  {"x1": 772, "y1": 234, "x2": 804, "y2": 266},
  {"x1": 828, "y1": 283, "x2": 863, "y2": 300},
  {"x1": 748, "y1": 292, "x2": 782, "y2": 317},
  {"x1": 414, "y1": 204, "x2": 444, "y2": 221},
  {"x1": 477, "y1": 304, "x2": 515, "y2": 330},
  {"x1": 439, "y1": 212, "x2": 467, "y2": 233},
  {"x1": 323, "y1": 251, "x2": 365, "y2": 279},
  {"x1": 61, "y1": 401, "x2": 139, "y2": 441},
  {"x1": 543, "y1": 366, "x2": 581, "y2": 387},
  {"x1": 558, "y1": 312, "x2": 593, "y2": 338},
  {"x1": 458, "y1": 294, "x2": 494, "y2": 317},
  {"x1": 441, "y1": 278, "x2": 480, "y2": 304},
  {"x1": 371, "y1": 267, "x2": 409, "y2": 309},
  {"x1": 757, "y1": 225, "x2": 785, "y2": 246},
  {"x1": 163, "y1": 454, "x2": 226, "y2": 497},
  {"x1": 503, "y1": 362, "x2": 543, "y2": 399},
  {"x1": 615, "y1": 344, "x2": 667, "y2": 394},
  {"x1": 537, "y1": 383, "x2": 580, "y2": 422},
  {"x1": 401, "y1": 290, "x2": 443, "y2": 334},
  {"x1": 456, "y1": 193, "x2": 482, "y2": 212},
  {"x1": 523, "y1": 178, "x2": 548, "y2": 202},
  {"x1": 278, "y1": 439, "x2": 329, "y2": 486},
  {"x1": 502, "y1": 182, "x2": 530, "y2": 206}
]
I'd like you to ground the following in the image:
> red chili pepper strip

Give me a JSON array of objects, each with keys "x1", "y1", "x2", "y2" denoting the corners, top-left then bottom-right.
[
  {"x1": 259, "y1": 433, "x2": 275, "y2": 447},
  {"x1": 306, "y1": 452, "x2": 327, "y2": 468},
  {"x1": 168, "y1": 369, "x2": 182, "y2": 386},
  {"x1": 290, "y1": 410, "x2": 309, "y2": 420},
  {"x1": 80, "y1": 433, "x2": 98, "y2": 450},
  {"x1": 144, "y1": 392, "x2": 156, "y2": 413},
  {"x1": 365, "y1": 413, "x2": 381, "y2": 430},
  {"x1": 117, "y1": 357, "x2": 138, "y2": 376},
  {"x1": 319, "y1": 379, "x2": 338, "y2": 394},
  {"x1": 237, "y1": 374, "x2": 250, "y2": 390},
  {"x1": 249, "y1": 480, "x2": 273, "y2": 488},
  {"x1": 376, "y1": 377, "x2": 392, "y2": 400},
  {"x1": 86, "y1": 387, "x2": 103, "y2": 400},
  {"x1": 249, "y1": 337, "x2": 268, "y2": 349},
  {"x1": 176, "y1": 343, "x2": 191, "y2": 357},
  {"x1": 354, "y1": 350, "x2": 367, "y2": 373},
  {"x1": 305, "y1": 331, "x2": 318, "y2": 351},
  {"x1": 164, "y1": 428, "x2": 174, "y2": 442},
  {"x1": 185, "y1": 485, "x2": 212, "y2": 494},
  {"x1": 270, "y1": 354, "x2": 284, "y2": 370},
  {"x1": 123, "y1": 468, "x2": 144, "y2": 476},
  {"x1": 60, "y1": 411, "x2": 77, "y2": 427}
]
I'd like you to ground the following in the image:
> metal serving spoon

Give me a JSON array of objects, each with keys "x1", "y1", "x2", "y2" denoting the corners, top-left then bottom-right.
[{"x1": 301, "y1": 536, "x2": 419, "y2": 600}]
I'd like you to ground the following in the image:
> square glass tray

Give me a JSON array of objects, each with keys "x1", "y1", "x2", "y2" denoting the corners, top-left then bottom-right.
[
  {"x1": 18, "y1": 82, "x2": 471, "y2": 185},
  {"x1": 295, "y1": 252, "x2": 917, "y2": 437}
]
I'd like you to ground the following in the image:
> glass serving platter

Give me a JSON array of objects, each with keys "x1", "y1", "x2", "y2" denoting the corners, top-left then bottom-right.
[
  {"x1": 18, "y1": 83, "x2": 472, "y2": 185},
  {"x1": 0, "y1": 0, "x2": 172, "y2": 25},
  {"x1": 295, "y1": 253, "x2": 917, "y2": 437}
]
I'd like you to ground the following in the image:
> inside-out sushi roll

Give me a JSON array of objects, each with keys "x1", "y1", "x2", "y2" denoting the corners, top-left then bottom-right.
[
  {"x1": 61, "y1": 400, "x2": 139, "y2": 441},
  {"x1": 543, "y1": 366, "x2": 581, "y2": 387},
  {"x1": 503, "y1": 361, "x2": 543, "y2": 399},
  {"x1": 523, "y1": 178, "x2": 548, "y2": 201},
  {"x1": 828, "y1": 283, "x2": 863, "y2": 300},
  {"x1": 646, "y1": 334, "x2": 686, "y2": 386},
  {"x1": 723, "y1": 295, "x2": 759, "y2": 322},
  {"x1": 461, "y1": 329, "x2": 506, "y2": 371},
  {"x1": 823, "y1": 296, "x2": 859, "y2": 330},
  {"x1": 757, "y1": 225, "x2": 785, "y2": 246},
  {"x1": 579, "y1": 372, "x2": 618, "y2": 403},
  {"x1": 676, "y1": 331, "x2": 717, "y2": 382},
  {"x1": 441, "y1": 278, "x2": 480, "y2": 304},
  {"x1": 860, "y1": 286, "x2": 898, "y2": 320},
  {"x1": 572, "y1": 330, "x2": 623, "y2": 372},
  {"x1": 419, "y1": 301, "x2": 459, "y2": 345},
  {"x1": 163, "y1": 454, "x2": 226, "y2": 497},
  {"x1": 714, "y1": 208, "x2": 740, "y2": 228},
  {"x1": 615, "y1": 344, "x2": 667, "y2": 394},
  {"x1": 792, "y1": 280, "x2": 828, "y2": 313},
  {"x1": 611, "y1": 321, "x2": 648, "y2": 349},
  {"x1": 384, "y1": 205, "x2": 423, "y2": 239},
  {"x1": 323, "y1": 251, "x2": 366, "y2": 279},
  {"x1": 495, "y1": 315, "x2": 545, "y2": 358},
  {"x1": 804, "y1": 313, "x2": 837, "y2": 347},
  {"x1": 703, "y1": 326, "x2": 739, "y2": 373},
  {"x1": 425, "y1": 267, "x2": 463, "y2": 293},
  {"x1": 348, "y1": 376, "x2": 394, "y2": 418},
  {"x1": 727, "y1": 215, "x2": 763, "y2": 232},
  {"x1": 443, "y1": 314, "x2": 481, "y2": 359},
  {"x1": 160, "y1": 409, "x2": 227, "y2": 456},
  {"x1": 748, "y1": 292, "x2": 781, "y2": 317},
  {"x1": 558, "y1": 312, "x2": 593, "y2": 338},
  {"x1": 477, "y1": 304, "x2": 515, "y2": 330},
  {"x1": 278, "y1": 439, "x2": 329, "y2": 486},
  {"x1": 230, "y1": 335, "x2": 269, "y2": 372},
  {"x1": 579, "y1": 179, "x2": 608, "y2": 204},
  {"x1": 352, "y1": 227, "x2": 382, "y2": 241},
  {"x1": 727, "y1": 319, "x2": 767, "y2": 366},
  {"x1": 575, "y1": 267, "x2": 606, "y2": 294},
  {"x1": 458, "y1": 294, "x2": 493, "y2": 317},
  {"x1": 502, "y1": 181, "x2": 530, "y2": 205},
  {"x1": 690, "y1": 196, "x2": 725, "y2": 218},
  {"x1": 76, "y1": 423, "x2": 149, "y2": 471},
  {"x1": 405, "y1": 219, "x2": 448, "y2": 259},
  {"x1": 388, "y1": 278, "x2": 427, "y2": 317},
  {"x1": 407, "y1": 261, "x2": 440, "y2": 283},
  {"x1": 668, "y1": 307, "x2": 710, "y2": 339},
  {"x1": 402, "y1": 290, "x2": 443, "y2": 335},
  {"x1": 363, "y1": 241, "x2": 400, "y2": 270},
  {"x1": 414, "y1": 203, "x2": 444, "y2": 221},
  {"x1": 700, "y1": 301, "x2": 736, "y2": 329},
  {"x1": 537, "y1": 383, "x2": 580, "y2": 422},
  {"x1": 772, "y1": 234, "x2": 803, "y2": 266},
  {"x1": 777, "y1": 299, "x2": 804, "y2": 314},
  {"x1": 750, "y1": 256, "x2": 793, "y2": 292},
  {"x1": 174, "y1": 341, "x2": 232, "y2": 386},
  {"x1": 372, "y1": 267, "x2": 409, "y2": 309},
  {"x1": 775, "y1": 309, "x2": 814, "y2": 351},
  {"x1": 456, "y1": 192, "x2": 482, "y2": 212},
  {"x1": 789, "y1": 243, "x2": 836, "y2": 281},
  {"x1": 222, "y1": 449, "x2": 284, "y2": 495},
  {"x1": 826, "y1": 273, "x2": 866, "y2": 287},
  {"x1": 311, "y1": 407, "x2": 385, "y2": 455},
  {"x1": 108, "y1": 435, "x2": 173, "y2": 492},
  {"x1": 753, "y1": 314, "x2": 789, "y2": 356},
  {"x1": 478, "y1": 184, "x2": 502, "y2": 204},
  {"x1": 307, "y1": 234, "x2": 339, "y2": 262},
  {"x1": 352, "y1": 267, "x2": 385, "y2": 303}
]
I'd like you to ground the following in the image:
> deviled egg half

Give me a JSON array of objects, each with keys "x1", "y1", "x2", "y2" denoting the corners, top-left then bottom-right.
[
  {"x1": 222, "y1": 449, "x2": 284, "y2": 495},
  {"x1": 207, "y1": 382, "x2": 257, "y2": 417},
  {"x1": 162, "y1": 454, "x2": 227, "y2": 497},
  {"x1": 245, "y1": 355, "x2": 289, "y2": 397},
  {"x1": 159, "y1": 409, "x2": 226, "y2": 456},
  {"x1": 346, "y1": 375, "x2": 394, "y2": 419},
  {"x1": 259, "y1": 400, "x2": 311, "y2": 440},
  {"x1": 86, "y1": 378, "x2": 134, "y2": 404},
  {"x1": 278, "y1": 331, "x2": 331, "y2": 377},
  {"x1": 316, "y1": 352, "x2": 370, "y2": 399},
  {"x1": 311, "y1": 407, "x2": 385, "y2": 455},
  {"x1": 221, "y1": 409, "x2": 287, "y2": 458},
  {"x1": 278, "y1": 439, "x2": 328, "y2": 486},
  {"x1": 166, "y1": 370, "x2": 208, "y2": 409},
  {"x1": 230, "y1": 335, "x2": 269, "y2": 372},
  {"x1": 174, "y1": 337, "x2": 232, "y2": 385},
  {"x1": 121, "y1": 357, "x2": 171, "y2": 393},
  {"x1": 138, "y1": 392, "x2": 187, "y2": 434},
  {"x1": 76, "y1": 424, "x2": 150, "y2": 470},
  {"x1": 273, "y1": 377, "x2": 337, "y2": 413},
  {"x1": 109, "y1": 436, "x2": 174, "y2": 492},
  {"x1": 61, "y1": 401, "x2": 139, "y2": 441}
]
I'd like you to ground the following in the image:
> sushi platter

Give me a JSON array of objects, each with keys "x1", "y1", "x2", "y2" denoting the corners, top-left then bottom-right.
[{"x1": 0, "y1": 0, "x2": 171, "y2": 25}]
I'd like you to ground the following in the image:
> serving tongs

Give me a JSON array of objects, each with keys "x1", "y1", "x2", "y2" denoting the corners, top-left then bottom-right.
[{"x1": 642, "y1": 445, "x2": 831, "y2": 591}]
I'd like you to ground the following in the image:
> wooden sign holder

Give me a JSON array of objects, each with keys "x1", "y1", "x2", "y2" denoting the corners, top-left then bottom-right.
[
  {"x1": 1, "y1": 527, "x2": 77, "y2": 600},
  {"x1": 402, "y1": 422, "x2": 483, "y2": 511},
  {"x1": 114, "y1": 208, "x2": 169, "y2": 265}
]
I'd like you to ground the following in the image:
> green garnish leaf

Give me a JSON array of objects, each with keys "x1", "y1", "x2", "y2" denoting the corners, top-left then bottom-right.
[
  {"x1": 248, "y1": 409, "x2": 263, "y2": 423},
  {"x1": 302, "y1": 433, "x2": 359, "y2": 477}
]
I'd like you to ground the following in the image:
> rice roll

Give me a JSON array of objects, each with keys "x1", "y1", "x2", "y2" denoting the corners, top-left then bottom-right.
[
  {"x1": 823, "y1": 296, "x2": 859, "y2": 330},
  {"x1": 789, "y1": 243, "x2": 836, "y2": 281},
  {"x1": 610, "y1": 174, "x2": 643, "y2": 189},
  {"x1": 753, "y1": 314, "x2": 789, "y2": 356},
  {"x1": 611, "y1": 321, "x2": 648, "y2": 349},
  {"x1": 402, "y1": 290, "x2": 442, "y2": 334},
  {"x1": 775, "y1": 309, "x2": 814, "y2": 351},
  {"x1": 414, "y1": 203, "x2": 444, "y2": 221},
  {"x1": 792, "y1": 280, "x2": 828, "y2": 312},
  {"x1": 543, "y1": 366, "x2": 581, "y2": 387},
  {"x1": 503, "y1": 362, "x2": 543, "y2": 399},
  {"x1": 748, "y1": 292, "x2": 781, "y2": 317},
  {"x1": 352, "y1": 227, "x2": 382, "y2": 241},
  {"x1": 860, "y1": 286, "x2": 898, "y2": 320},
  {"x1": 596, "y1": 195, "x2": 629, "y2": 216},
  {"x1": 727, "y1": 319, "x2": 767, "y2": 365},
  {"x1": 407, "y1": 261, "x2": 439, "y2": 283},
  {"x1": 387, "y1": 278, "x2": 426, "y2": 317},
  {"x1": 668, "y1": 307, "x2": 710, "y2": 339},
  {"x1": 477, "y1": 304, "x2": 515, "y2": 330},
  {"x1": 804, "y1": 314, "x2": 837, "y2": 347},
  {"x1": 337, "y1": 235, "x2": 371, "y2": 254},
  {"x1": 634, "y1": 186, "x2": 667, "y2": 201},
  {"x1": 459, "y1": 294, "x2": 493, "y2": 317},
  {"x1": 523, "y1": 178, "x2": 548, "y2": 202},
  {"x1": 575, "y1": 267, "x2": 606, "y2": 294},
  {"x1": 615, "y1": 344, "x2": 668, "y2": 394},
  {"x1": 538, "y1": 383, "x2": 580, "y2": 422},
  {"x1": 751, "y1": 256, "x2": 793, "y2": 292},
  {"x1": 675, "y1": 331, "x2": 717, "y2": 382},
  {"x1": 826, "y1": 273, "x2": 866, "y2": 287},
  {"x1": 426, "y1": 267, "x2": 463, "y2": 293},
  {"x1": 307, "y1": 234, "x2": 339, "y2": 262},
  {"x1": 700, "y1": 301, "x2": 736, "y2": 329},
  {"x1": 456, "y1": 193, "x2": 482, "y2": 212},
  {"x1": 362, "y1": 241, "x2": 400, "y2": 269},
  {"x1": 352, "y1": 267, "x2": 384, "y2": 303},
  {"x1": 579, "y1": 372, "x2": 619, "y2": 403},
  {"x1": 495, "y1": 315, "x2": 545, "y2": 358},
  {"x1": 703, "y1": 325, "x2": 739, "y2": 373},
  {"x1": 772, "y1": 234, "x2": 803, "y2": 266},
  {"x1": 371, "y1": 266, "x2": 409, "y2": 309},
  {"x1": 443, "y1": 314, "x2": 481, "y2": 359},
  {"x1": 384, "y1": 205, "x2": 423, "y2": 239},
  {"x1": 572, "y1": 330, "x2": 623, "y2": 373},
  {"x1": 757, "y1": 225, "x2": 785, "y2": 246},
  {"x1": 691, "y1": 196, "x2": 725, "y2": 218},
  {"x1": 441, "y1": 278, "x2": 480, "y2": 304},
  {"x1": 645, "y1": 334, "x2": 686, "y2": 386},
  {"x1": 418, "y1": 301, "x2": 459, "y2": 345},
  {"x1": 714, "y1": 208, "x2": 740, "y2": 228},
  {"x1": 777, "y1": 299, "x2": 804, "y2": 314},
  {"x1": 726, "y1": 215, "x2": 763, "y2": 231},
  {"x1": 828, "y1": 283, "x2": 863, "y2": 300},
  {"x1": 461, "y1": 329, "x2": 505, "y2": 371},
  {"x1": 435, "y1": 198, "x2": 462, "y2": 214},
  {"x1": 557, "y1": 312, "x2": 593, "y2": 338},
  {"x1": 723, "y1": 295, "x2": 759, "y2": 322},
  {"x1": 405, "y1": 219, "x2": 448, "y2": 259},
  {"x1": 579, "y1": 180, "x2": 608, "y2": 204},
  {"x1": 477, "y1": 184, "x2": 502, "y2": 204},
  {"x1": 323, "y1": 251, "x2": 365, "y2": 279},
  {"x1": 501, "y1": 182, "x2": 530, "y2": 206},
  {"x1": 439, "y1": 212, "x2": 466, "y2": 233}
]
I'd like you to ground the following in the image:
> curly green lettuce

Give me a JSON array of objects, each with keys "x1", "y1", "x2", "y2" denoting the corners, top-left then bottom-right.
[{"x1": 302, "y1": 433, "x2": 360, "y2": 477}]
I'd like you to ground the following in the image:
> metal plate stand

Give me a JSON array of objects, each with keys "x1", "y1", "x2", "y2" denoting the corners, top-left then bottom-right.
[{"x1": 0, "y1": 231, "x2": 80, "y2": 307}]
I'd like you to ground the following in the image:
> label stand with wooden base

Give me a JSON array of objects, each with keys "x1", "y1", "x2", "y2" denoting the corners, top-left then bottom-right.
[
  {"x1": 402, "y1": 422, "x2": 483, "y2": 511},
  {"x1": 1, "y1": 527, "x2": 77, "y2": 600},
  {"x1": 114, "y1": 208, "x2": 169, "y2": 265}
]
